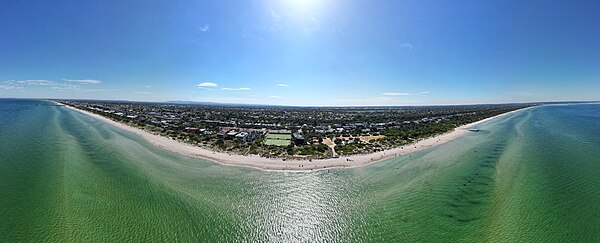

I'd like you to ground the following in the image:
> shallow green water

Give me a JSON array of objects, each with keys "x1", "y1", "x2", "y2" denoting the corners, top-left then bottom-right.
[{"x1": 1, "y1": 100, "x2": 599, "y2": 241}]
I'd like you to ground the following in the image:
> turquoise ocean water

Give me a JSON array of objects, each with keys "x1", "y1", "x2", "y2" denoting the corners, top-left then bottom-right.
[{"x1": 1, "y1": 99, "x2": 599, "y2": 241}]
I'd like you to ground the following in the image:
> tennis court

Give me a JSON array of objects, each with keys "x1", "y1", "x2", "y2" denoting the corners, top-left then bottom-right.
[
  {"x1": 264, "y1": 139, "x2": 291, "y2": 146},
  {"x1": 264, "y1": 133, "x2": 291, "y2": 146},
  {"x1": 265, "y1": 133, "x2": 291, "y2": 140}
]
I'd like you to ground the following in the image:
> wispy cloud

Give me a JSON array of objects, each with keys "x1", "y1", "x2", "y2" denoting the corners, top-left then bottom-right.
[
  {"x1": 221, "y1": 87, "x2": 251, "y2": 91},
  {"x1": 2, "y1": 79, "x2": 102, "y2": 92},
  {"x1": 417, "y1": 91, "x2": 430, "y2": 95},
  {"x1": 269, "y1": 8, "x2": 283, "y2": 33},
  {"x1": 145, "y1": 85, "x2": 151, "y2": 88},
  {"x1": 57, "y1": 79, "x2": 102, "y2": 91},
  {"x1": 65, "y1": 79, "x2": 102, "y2": 84},
  {"x1": 277, "y1": 83, "x2": 289, "y2": 87},
  {"x1": 382, "y1": 92, "x2": 411, "y2": 96},
  {"x1": 13, "y1": 80, "x2": 55, "y2": 86},
  {"x1": 134, "y1": 91, "x2": 153, "y2": 95},
  {"x1": 197, "y1": 82, "x2": 218, "y2": 87},
  {"x1": 0, "y1": 83, "x2": 23, "y2": 90},
  {"x1": 70, "y1": 89, "x2": 106, "y2": 92},
  {"x1": 198, "y1": 24, "x2": 210, "y2": 32},
  {"x1": 269, "y1": 95, "x2": 284, "y2": 99},
  {"x1": 269, "y1": 8, "x2": 281, "y2": 23}
]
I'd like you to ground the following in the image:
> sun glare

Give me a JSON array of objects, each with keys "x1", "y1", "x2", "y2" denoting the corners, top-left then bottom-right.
[{"x1": 281, "y1": 0, "x2": 323, "y2": 14}]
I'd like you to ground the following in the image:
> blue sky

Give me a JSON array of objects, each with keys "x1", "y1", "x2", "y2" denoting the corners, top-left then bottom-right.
[{"x1": 1, "y1": 0, "x2": 599, "y2": 106}]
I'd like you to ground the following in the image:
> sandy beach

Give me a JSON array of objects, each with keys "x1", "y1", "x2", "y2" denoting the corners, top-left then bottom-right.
[{"x1": 55, "y1": 101, "x2": 531, "y2": 171}]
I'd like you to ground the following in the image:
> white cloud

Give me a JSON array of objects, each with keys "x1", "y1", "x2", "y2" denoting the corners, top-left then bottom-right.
[
  {"x1": 14, "y1": 80, "x2": 55, "y2": 86},
  {"x1": 197, "y1": 82, "x2": 218, "y2": 87},
  {"x1": 221, "y1": 87, "x2": 251, "y2": 91},
  {"x1": 417, "y1": 91, "x2": 431, "y2": 95},
  {"x1": 277, "y1": 83, "x2": 289, "y2": 87},
  {"x1": 2, "y1": 79, "x2": 102, "y2": 92},
  {"x1": 382, "y1": 92, "x2": 411, "y2": 96},
  {"x1": 269, "y1": 95, "x2": 284, "y2": 99},
  {"x1": 145, "y1": 85, "x2": 151, "y2": 88},
  {"x1": 0, "y1": 84, "x2": 23, "y2": 90},
  {"x1": 65, "y1": 79, "x2": 102, "y2": 84},
  {"x1": 198, "y1": 24, "x2": 210, "y2": 32},
  {"x1": 73, "y1": 89, "x2": 105, "y2": 92}
]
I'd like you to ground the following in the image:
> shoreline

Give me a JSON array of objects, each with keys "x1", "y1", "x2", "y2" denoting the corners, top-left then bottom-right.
[{"x1": 52, "y1": 101, "x2": 532, "y2": 171}]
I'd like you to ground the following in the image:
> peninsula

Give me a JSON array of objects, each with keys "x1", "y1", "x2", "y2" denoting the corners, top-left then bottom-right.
[{"x1": 53, "y1": 100, "x2": 534, "y2": 170}]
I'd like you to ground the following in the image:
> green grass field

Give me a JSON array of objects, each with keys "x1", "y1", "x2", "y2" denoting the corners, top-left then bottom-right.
[
  {"x1": 264, "y1": 139, "x2": 291, "y2": 146},
  {"x1": 265, "y1": 133, "x2": 291, "y2": 140}
]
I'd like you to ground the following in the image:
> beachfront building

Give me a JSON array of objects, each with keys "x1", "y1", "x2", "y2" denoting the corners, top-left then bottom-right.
[
  {"x1": 292, "y1": 132, "x2": 305, "y2": 145},
  {"x1": 226, "y1": 130, "x2": 238, "y2": 140},
  {"x1": 245, "y1": 131, "x2": 260, "y2": 143},
  {"x1": 235, "y1": 132, "x2": 249, "y2": 141}
]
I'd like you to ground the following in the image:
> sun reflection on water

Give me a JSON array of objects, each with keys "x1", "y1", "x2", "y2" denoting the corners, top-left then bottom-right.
[{"x1": 244, "y1": 171, "x2": 361, "y2": 241}]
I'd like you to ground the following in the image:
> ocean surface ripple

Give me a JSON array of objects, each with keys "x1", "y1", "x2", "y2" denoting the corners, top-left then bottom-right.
[{"x1": 1, "y1": 100, "x2": 599, "y2": 241}]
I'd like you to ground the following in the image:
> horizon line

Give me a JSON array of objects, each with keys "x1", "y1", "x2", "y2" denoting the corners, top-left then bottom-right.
[{"x1": 2, "y1": 97, "x2": 595, "y2": 108}]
